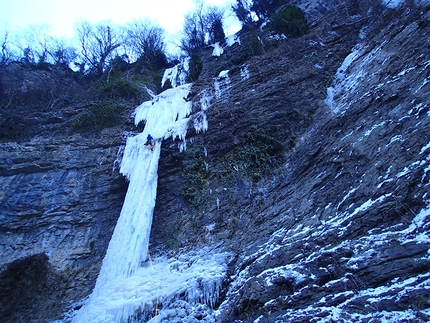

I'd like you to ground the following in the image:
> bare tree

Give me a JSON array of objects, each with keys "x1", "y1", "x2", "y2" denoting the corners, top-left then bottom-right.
[
  {"x1": 204, "y1": 6, "x2": 226, "y2": 44},
  {"x1": 3, "y1": 25, "x2": 78, "y2": 67},
  {"x1": 76, "y1": 20, "x2": 123, "y2": 74},
  {"x1": 32, "y1": 25, "x2": 52, "y2": 63},
  {"x1": 12, "y1": 24, "x2": 53, "y2": 64},
  {"x1": 0, "y1": 30, "x2": 13, "y2": 66},
  {"x1": 181, "y1": 12, "x2": 205, "y2": 54},
  {"x1": 181, "y1": 0, "x2": 228, "y2": 53},
  {"x1": 49, "y1": 38, "x2": 78, "y2": 66},
  {"x1": 124, "y1": 19, "x2": 167, "y2": 68},
  {"x1": 232, "y1": 0, "x2": 254, "y2": 25},
  {"x1": 181, "y1": 0, "x2": 208, "y2": 54}
]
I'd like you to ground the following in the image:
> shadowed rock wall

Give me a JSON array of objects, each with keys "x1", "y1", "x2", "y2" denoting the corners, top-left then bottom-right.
[
  {"x1": 152, "y1": 3, "x2": 430, "y2": 322},
  {"x1": 0, "y1": 65, "x2": 131, "y2": 321}
]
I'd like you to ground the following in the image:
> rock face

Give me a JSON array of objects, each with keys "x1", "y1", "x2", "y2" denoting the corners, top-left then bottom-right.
[
  {"x1": 151, "y1": 2, "x2": 430, "y2": 322},
  {"x1": 1, "y1": 0, "x2": 430, "y2": 322},
  {"x1": 214, "y1": 11, "x2": 430, "y2": 320},
  {"x1": 0, "y1": 132, "x2": 128, "y2": 267},
  {"x1": 0, "y1": 138, "x2": 128, "y2": 321},
  {"x1": 0, "y1": 131, "x2": 129, "y2": 320},
  {"x1": 0, "y1": 66, "x2": 131, "y2": 321}
]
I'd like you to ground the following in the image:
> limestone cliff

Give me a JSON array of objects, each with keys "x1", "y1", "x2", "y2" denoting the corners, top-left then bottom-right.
[
  {"x1": 0, "y1": 65, "x2": 133, "y2": 321},
  {"x1": 1, "y1": 0, "x2": 430, "y2": 322},
  {"x1": 152, "y1": 2, "x2": 430, "y2": 322}
]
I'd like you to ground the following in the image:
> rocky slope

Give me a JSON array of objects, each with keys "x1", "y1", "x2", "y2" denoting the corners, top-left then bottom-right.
[
  {"x1": 150, "y1": 2, "x2": 430, "y2": 322},
  {"x1": 1, "y1": 0, "x2": 430, "y2": 322}
]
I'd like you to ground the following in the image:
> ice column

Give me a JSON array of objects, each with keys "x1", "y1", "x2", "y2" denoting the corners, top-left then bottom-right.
[{"x1": 73, "y1": 84, "x2": 192, "y2": 322}]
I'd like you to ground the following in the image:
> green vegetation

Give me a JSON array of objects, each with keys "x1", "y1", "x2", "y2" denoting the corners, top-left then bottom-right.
[
  {"x1": 94, "y1": 71, "x2": 148, "y2": 104},
  {"x1": 179, "y1": 155, "x2": 210, "y2": 210},
  {"x1": 242, "y1": 32, "x2": 265, "y2": 57},
  {"x1": 97, "y1": 78, "x2": 142, "y2": 100},
  {"x1": 71, "y1": 101, "x2": 125, "y2": 133},
  {"x1": 179, "y1": 127, "x2": 286, "y2": 211},
  {"x1": 270, "y1": 5, "x2": 309, "y2": 36},
  {"x1": 70, "y1": 69, "x2": 154, "y2": 133},
  {"x1": 219, "y1": 126, "x2": 285, "y2": 185}
]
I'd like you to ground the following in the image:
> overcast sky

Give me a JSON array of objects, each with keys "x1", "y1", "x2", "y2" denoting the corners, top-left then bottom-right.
[{"x1": 0, "y1": 0, "x2": 239, "y2": 38}]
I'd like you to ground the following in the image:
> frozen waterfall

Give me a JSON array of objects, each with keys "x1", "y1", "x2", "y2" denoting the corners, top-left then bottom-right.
[
  {"x1": 71, "y1": 84, "x2": 191, "y2": 322},
  {"x1": 70, "y1": 84, "x2": 229, "y2": 323},
  {"x1": 103, "y1": 83, "x2": 193, "y2": 285}
]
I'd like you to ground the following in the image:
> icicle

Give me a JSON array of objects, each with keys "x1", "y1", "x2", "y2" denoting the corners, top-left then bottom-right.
[
  {"x1": 161, "y1": 58, "x2": 191, "y2": 88},
  {"x1": 178, "y1": 140, "x2": 187, "y2": 152}
]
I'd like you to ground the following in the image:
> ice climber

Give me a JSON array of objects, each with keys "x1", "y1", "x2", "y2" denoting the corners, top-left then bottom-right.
[{"x1": 144, "y1": 134, "x2": 154, "y2": 151}]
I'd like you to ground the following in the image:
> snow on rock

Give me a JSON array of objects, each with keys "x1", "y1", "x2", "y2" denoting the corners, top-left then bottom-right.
[
  {"x1": 218, "y1": 70, "x2": 229, "y2": 79},
  {"x1": 216, "y1": 196, "x2": 430, "y2": 322},
  {"x1": 382, "y1": 0, "x2": 405, "y2": 8},
  {"x1": 211, "y1": 42, "x2": 224, "y2": 56},
  {"x1": 325, "y1": 44, "x2": 367, "y2": 114},
  {"x1": 214, "y1": 10, "x2": 430, "y2": 323},
  {"x1": 240, "y1": 64, "x2": 250, "y2": 80},
  {"x1": 214, "y1": 70, "x2": 231, "y2": 102},
  {"x1": 199, "y1": 89, "x2": 212, "y2": 111},
  {"x1": 226, "y1": 34, "x2": 240, "y2": 46}
]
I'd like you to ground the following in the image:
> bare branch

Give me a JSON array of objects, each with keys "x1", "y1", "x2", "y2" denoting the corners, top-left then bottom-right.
[{"x1": 76, "y1": 20, "x2": 123, "y2": 74}]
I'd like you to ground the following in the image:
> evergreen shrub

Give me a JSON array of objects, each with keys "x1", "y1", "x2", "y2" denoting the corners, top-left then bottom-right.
[
  {"x1": 219, "y1": 126, "x2": 285, "y2": 185},
  {"x1": 270, "y1": 5, "x2": 309, "y2": 37},
  {"x1": 180, "y1": 155, "x2": 210, "y2": 210},
  {"x1": 242, "y1": 32, "x2": 265, "y2": 57}
]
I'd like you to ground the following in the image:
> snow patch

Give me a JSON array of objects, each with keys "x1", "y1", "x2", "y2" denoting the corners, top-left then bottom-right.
[
  {"x1": 327, "y1": 194, "x2": 393, "y2": 235},
  {"x1": 325, "y1": 44, "x2": 366, "y2": 114},
  {"x1": 365, "y1": 121, "x2": 385, "y2": 136},
  {"x1": 211, "y1": 42, "x2": 224, "y2": 56},
  {"x1": 420, "y1": 141, "x2": 430, "y2": 155},
  {"x1": 260, "y1": 265, "x2": 307, "y2": 287},
  {"x1": 214, "y1": 70, "x2": 231, "y2": 100},
  {"x1": 199, "y1": 89, "x2": 212, "y2": 111},
  {"x1": 226, "y1": 34, "x2": 240, "y2": 46},
  {"x1": 240, "y1": 64, "x2": 250, "y2": 80},
  {"x1": 386, "y1": 134, "x2": 404, "y2": 147},
  {"x1": 218, "y1": 70, "x2": 229, "y2": 78}
]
